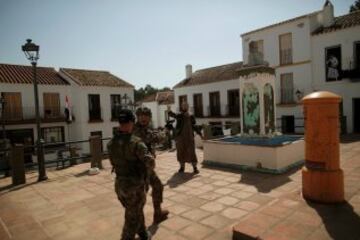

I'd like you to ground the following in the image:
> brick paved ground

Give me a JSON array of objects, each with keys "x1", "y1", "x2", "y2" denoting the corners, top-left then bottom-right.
[{"x1": 0, "y1": 137, "x2": 360, "y2": 240}]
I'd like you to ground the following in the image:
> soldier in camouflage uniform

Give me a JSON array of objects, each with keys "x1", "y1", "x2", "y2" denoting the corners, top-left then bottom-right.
[
  {"x1": 134, "y1": 107, "x2": 169, "y2": 224},
  {"x1": 107, "y1": 109, "x2": 153, "y2": 240}
]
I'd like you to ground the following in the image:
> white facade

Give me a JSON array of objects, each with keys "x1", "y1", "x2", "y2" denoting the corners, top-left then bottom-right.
[
  {"x1": 1, "y1": 68, "x2": 134, "y2": 156},
  {"x1": 59, "y1": 72, "x2": 134, "y2": 153},
  {"x1": 241, "y1": 4, "x2": 360, "y2": 133},
  {"x1": 311, "y1": 26, "x2": 360, "y2": 133},
  {"x1": 174, "y1": 79, "x2": 241, "y2": 126},
  {"x1": 1, "y1": 83, "x2": 72, "y2": 142},
  {"x1": 174, "y1": 2, "x2": 360, "y2": 134}
]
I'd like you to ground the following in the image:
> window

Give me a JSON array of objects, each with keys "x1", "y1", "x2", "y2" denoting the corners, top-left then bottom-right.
[
  {"x1": 88, "y1": 94, "x2": 101, "y2": 121},
  {"x1": 2, "y1": 92, "x2": 22, "y2": 120},
  {"x1": 325, "y1": 45, "x2": 342, "y2": 81},
  {"x1": 110, "y1": 94, "x2": 121, "y2": 120},
  {"x1": 43, "y1": 93, "x2": 60, "y2": 118},
  {"x1": 193, "y1": 94, "x2": 203, "y2": 117},
  {"x1": 178, "y1": 95, "x2": 187, "y2": 110},
  {"x1": 354, "y1": 42, "x2": 360, "y2": 70},
  {"x1": 227, "y1": 89, "x2": 240, "y2": 116},
  {"x1": 279, "y1": 33, "x2": 293, "y2": 65},
  {"x1": 42, "y1": 127, "x2": 65, "y2": 144},
  {"x1": 280, "y1": 73, "x2": 294, "y2": 104},
  {"x1": 209, "y1": 92, "x2": 221, "y2": 117}
]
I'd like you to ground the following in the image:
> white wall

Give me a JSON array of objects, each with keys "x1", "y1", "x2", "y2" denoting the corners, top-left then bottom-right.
[
  {"x1": 70, "y1": 85, "x2": 134, "y2": 153},
  {"x1": 174, "y1": 79, "x2": 239, "y2": 115},
  {"x1": 158, "y1": 104, "x2": 175, "y2": 128},
  {"x1": 0, "y1": 83, "x2": 72, "y2": 142},
  {"x1": 311, "y1": 26, "x2": 360, "y2": 133},
  {"x1": 242, "y1": 17, "x2": 312, "y2": 67}
]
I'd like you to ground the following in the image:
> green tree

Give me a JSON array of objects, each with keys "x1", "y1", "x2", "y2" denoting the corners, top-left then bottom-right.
[
  {"x1": 134, "y1": 85, "x2": 171, "y2": 102},
  {"x1": 350, "y1": 0, "x2": 360, "y2": 12}
]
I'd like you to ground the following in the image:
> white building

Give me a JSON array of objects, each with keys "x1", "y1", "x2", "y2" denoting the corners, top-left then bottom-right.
[
  {"x1": 0, "y1": 63, "x2": 72, "y2": 162},
  {"x1": 141, "y1": 90, "x2": 175, "y2": 128},
  {"x1": 173, "y1": 1, "x2": 360, "y2": 134},
  {"x1": 59, "y1": 68, "x2": 134, "y2": 153},
  {"x1": 174, "y1": 63, "x2": 242, "y2": 130},
  {"x1": 241, "y1": 1, "x2": 360, "y2": 133},
  {"x1": 0, "y1": 63, "x2": 134, "y2": 158}
]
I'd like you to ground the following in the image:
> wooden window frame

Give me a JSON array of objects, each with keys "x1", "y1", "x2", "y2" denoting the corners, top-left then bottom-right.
[{"x1": 279, "y1": 33, "x2": 293, "y2": 65}]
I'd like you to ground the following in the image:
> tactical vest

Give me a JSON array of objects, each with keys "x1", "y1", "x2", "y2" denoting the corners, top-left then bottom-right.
[{"x1": 108, "y1": 134, "x2": 147, "y2": 184}]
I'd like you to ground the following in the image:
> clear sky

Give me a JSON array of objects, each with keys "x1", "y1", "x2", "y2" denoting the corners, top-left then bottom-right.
[{"x1": 0, "y1": 0, "x2": 355, "y2": 89}]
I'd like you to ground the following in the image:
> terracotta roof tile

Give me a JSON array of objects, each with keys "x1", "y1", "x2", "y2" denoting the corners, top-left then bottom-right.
[
  {"x1": 174, "y1": 62, "x2": 243, "y2": 88},
  {"x1": 312, "y1": 10, "x2": 360, "y2": 35},
  {"x1": 156, "y1": 91, "x2": 174, "y2": 105},
  {"x1": 60, "y1": 68, "x2": 134, "y2": 88},
  {"x1": 142, "y1": 91, "x2": 174, "y2": 105},
  {"x1": 0, "y1": 63, "x2": 69, "y2": 85}
]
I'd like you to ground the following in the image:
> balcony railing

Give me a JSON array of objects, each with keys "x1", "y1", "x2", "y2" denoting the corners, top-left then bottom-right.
[
  {"x1": 1, "y1": 106, "x2": 68, "y2": 124},
  {"x1": 280, "y1": 88, "x2": 295, "y2": 104},
  {"x1": 208, "y1": 105, "x2": 221, "y2": 117},
  {"x1": 226, "y1": 104, "x2": 240, "y2": 117}
]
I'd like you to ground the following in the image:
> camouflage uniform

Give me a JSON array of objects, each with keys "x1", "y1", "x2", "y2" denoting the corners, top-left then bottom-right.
[
  {"x1": 133, "y1": 123, "x2": 164, "y2": 217},
  {"x1": 108, "y1": 132, "x2": 154, "y2": 240}
]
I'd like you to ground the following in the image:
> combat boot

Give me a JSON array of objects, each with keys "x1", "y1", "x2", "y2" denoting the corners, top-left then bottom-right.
[
  {"x1": 139, "y1": 230, "x2": 152, "y2": 240},
  {"x1": 153, "y1": 209, "x2": 169, "y2": 224}
]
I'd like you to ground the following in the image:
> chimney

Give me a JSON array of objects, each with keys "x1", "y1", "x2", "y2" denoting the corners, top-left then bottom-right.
[
  {"x1": 323, "y1": 0, "x2": 334, "y2": 28},
  {"x1": 185, "y1": 64, "x2": 192, "y2": 78}
]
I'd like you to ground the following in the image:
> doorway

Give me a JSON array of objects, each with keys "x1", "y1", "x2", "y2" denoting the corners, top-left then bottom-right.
[
  {"x1": 281, "y1": 115, "x2": 295, "y2": 134},
  {"x1": 353, "y1": 98, "x2": 360, "y2": 133}
]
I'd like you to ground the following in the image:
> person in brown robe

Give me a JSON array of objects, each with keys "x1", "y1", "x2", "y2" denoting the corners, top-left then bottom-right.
[{"x1": 168, "y1": 103, "x2": 203, "y2": 174}]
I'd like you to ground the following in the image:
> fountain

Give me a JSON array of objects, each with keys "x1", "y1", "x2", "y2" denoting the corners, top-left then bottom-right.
[{"x1": 203, "y1": 42, "x2": 304, "y2": 174}]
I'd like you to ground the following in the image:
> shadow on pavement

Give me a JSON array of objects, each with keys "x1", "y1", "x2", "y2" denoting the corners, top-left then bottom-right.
[
  {"x1": 239, "y1": 168, "x2": 301, "y2": 193},
  {"x1": 165, "y1": 172, "x2": 198, "y2": 188},
  {"x1": 307, "y1": 200, "x2": 360, "y2": 239},
  {"x1": 0, "y1": 180, "x2": 40, "y2": 196}
]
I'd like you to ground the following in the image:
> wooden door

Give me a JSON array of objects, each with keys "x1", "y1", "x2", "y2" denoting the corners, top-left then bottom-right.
[{"x1": 2, "y1": 92, "x2": 22, "y2": 120}]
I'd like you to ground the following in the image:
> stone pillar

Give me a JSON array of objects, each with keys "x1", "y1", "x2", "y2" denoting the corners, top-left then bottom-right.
[
  {"x1": 11, "y1": 144, "x2": 26, "y2": 185},
  {"x1": 302, "y1": 91, "x2": 344, "y2": 203},
  {"x1": 89, "y1": 135, "x2": 103, "y2": 169}
]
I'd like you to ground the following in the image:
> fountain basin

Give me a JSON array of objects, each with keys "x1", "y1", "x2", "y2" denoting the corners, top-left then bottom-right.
[{"x1": 203, "y1": 135, "x2": 304, "y2": 174}]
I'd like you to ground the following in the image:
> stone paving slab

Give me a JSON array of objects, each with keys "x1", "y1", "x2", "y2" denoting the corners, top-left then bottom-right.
[{"x1": 0, "y1": 137, "x2": 360, "y2": 240}]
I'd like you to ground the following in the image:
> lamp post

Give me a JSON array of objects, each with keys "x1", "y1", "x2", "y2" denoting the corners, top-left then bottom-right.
[
  {"x1": 22, "y1": 39, "x2": 48, "y2": 181},
  {"x1": 0, "y1": 97, "x2": 6, "y2": 140}
]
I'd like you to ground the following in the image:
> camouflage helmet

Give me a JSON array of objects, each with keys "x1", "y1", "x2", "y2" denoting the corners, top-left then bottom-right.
[
  {"x1": 135, "y1": 107, "x2": 143, "y2": 117},
  {"x1": 141, "y1": 107, "x2": 152, "y2": 117},
  {"x1": 118, "y1": 109, "x2": 135, "y2": 123}
]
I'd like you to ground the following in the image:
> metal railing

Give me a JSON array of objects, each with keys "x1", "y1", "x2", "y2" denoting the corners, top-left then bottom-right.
[
  {"x1": 2, "y1": 106, "x2": 71, "y2": 123},
  {"x1": 0, "y1": 137, "x2": 111, "y2": 175}
]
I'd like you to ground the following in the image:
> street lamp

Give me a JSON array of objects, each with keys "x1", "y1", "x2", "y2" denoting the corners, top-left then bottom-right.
[
  {"x1": 0, "y1": 97, "x2": 6, "y2": 139},
  {"x1": 22, "y1": 39, "x2": 48, "y2": 181}
]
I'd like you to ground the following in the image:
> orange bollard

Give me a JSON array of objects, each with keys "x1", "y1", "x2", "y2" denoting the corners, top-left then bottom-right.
[{"x1": 302, "y1": 91, "x2": 344, "y2": 203}]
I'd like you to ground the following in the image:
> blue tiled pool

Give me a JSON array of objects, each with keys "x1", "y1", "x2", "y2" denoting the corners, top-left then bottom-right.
[{"x1": 215, "y1": 135, "x2": 303, "y2": 146}]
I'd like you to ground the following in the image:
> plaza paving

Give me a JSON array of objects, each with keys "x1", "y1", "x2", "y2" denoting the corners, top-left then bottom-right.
[{"x1": 0, "y1": 137, "x2": 360, "y2": 240}]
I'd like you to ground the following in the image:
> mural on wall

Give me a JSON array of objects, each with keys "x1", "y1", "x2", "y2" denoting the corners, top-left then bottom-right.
[
  {"x1": 242, "y1": 83, "x2": 260, "y2": 134},
  {"x1": 264, "y1": 83, "x2": 275, "y2": 134}
]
